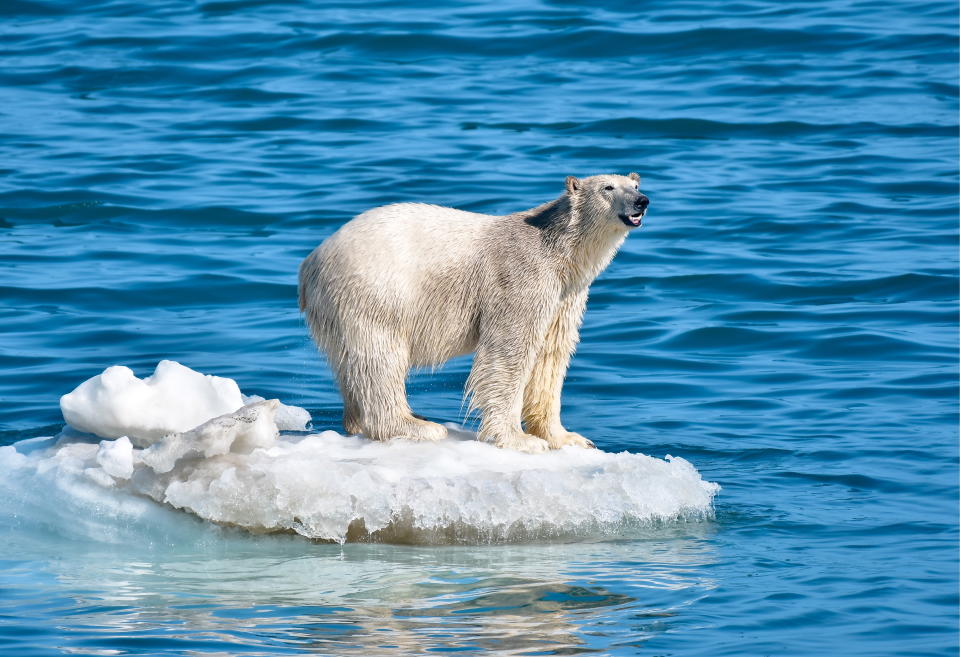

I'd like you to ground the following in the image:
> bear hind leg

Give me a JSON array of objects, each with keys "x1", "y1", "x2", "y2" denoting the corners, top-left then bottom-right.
[{"x1": 334, "y1": 344, "x2": 447, "y2": 443}]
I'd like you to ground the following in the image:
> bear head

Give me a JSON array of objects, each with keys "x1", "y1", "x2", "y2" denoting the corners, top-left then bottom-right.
[{"x1": 566, "y1": 172, "x2": 649, "y2": 229}]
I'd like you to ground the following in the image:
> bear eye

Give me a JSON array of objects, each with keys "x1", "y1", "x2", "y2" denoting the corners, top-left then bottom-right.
[{"x1": 604, "y1": 185, "x2": 614, "y2": 191}]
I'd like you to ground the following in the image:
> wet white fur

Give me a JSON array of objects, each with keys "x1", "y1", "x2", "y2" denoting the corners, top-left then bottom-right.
[{"x1": 298, "y1": 173, "x2": 644, "y2": 453}]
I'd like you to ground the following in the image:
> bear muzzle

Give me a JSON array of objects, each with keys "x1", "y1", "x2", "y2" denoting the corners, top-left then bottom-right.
[{"x1": 619, "y1": 194, "x2": 649, "y2": 228}]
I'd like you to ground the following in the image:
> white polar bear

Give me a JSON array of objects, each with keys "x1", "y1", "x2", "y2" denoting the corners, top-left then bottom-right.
[{"x1": 298, "y1": 173, "x2": 649, "y2": 453}]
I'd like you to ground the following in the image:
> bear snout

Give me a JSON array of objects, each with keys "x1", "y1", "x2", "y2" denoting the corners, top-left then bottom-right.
[{"x1": 634, "y1": 194, "x2": 650, "y2": 209}]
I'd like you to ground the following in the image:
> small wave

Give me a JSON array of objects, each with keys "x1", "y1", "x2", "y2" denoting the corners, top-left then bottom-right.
[
  {"x1": 297, "y1": 26, "x2": 955, "y2": 61},
  {"x1": 460, "y1": 117, "x2": 956, "y2": 140}
]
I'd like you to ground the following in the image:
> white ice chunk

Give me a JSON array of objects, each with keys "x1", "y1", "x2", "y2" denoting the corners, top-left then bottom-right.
[
  {"x1": 96, "y1": 436, "x2": 134, "y2": 480},
  {"x1": 140, "y1": 399, "x2": 279, "y2": 474},
  {"x1": 165, "y1": 432, "x2": 717, "y2": 544},
  {"x1": 57, "y1": 411, "x2": 720, "y2": 544},
  {"x1": 242, "y1": 394, "x2": 310, "y2": 431},
  {"x1": 36, "y1": 365, "x2": 718, "y2": 546},
  {"x1": 60, "y1": 360, "x2": 244, "y2": 446}
]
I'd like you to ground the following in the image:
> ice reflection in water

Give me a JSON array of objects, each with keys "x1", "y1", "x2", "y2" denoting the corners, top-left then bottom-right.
[{"x1": 30, "y1": 536, "x2": 715, "y2": 654}]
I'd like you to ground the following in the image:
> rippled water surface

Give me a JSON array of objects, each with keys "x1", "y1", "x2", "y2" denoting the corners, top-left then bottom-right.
[{"x1": 2, "y1": 0, "x2": 957, "y2": 655}]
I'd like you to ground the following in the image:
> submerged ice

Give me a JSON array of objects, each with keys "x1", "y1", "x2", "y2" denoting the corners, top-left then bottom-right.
[{"x1": 5, "y1": 362, "x2": 720, "y2": 545}]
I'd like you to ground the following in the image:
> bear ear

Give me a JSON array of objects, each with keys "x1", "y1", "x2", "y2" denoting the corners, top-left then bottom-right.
[
  {"x1": 628, "y1": 172, "x2": 640, "y2": 183},
  {"x1": 565, "y1": 176, "x2": 580, "y2": 195}
]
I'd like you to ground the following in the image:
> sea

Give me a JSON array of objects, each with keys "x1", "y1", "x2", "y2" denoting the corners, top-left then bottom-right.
[{"x1": 0, "y1": 0, "x2": 957, "y2": 655}]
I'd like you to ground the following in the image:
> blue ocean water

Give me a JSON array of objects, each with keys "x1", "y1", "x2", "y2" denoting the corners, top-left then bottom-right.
[{"x1": 1, "y1": 0, "x2": 957, "y2": 655}]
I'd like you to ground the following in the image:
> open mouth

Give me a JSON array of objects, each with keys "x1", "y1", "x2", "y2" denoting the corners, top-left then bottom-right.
[{"x1": 618, "y1": 210, "x2": 645, "y2": 228}]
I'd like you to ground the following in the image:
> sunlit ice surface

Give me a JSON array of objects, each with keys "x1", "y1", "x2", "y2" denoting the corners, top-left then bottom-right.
[{"x1": 4, "y1": 362, "x2": 718, "y2": 546}]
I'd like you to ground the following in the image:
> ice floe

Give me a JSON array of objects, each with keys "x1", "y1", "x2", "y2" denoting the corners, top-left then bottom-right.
[{"x1": 6, "y1": 361, "x2": 719, "y2": 545}]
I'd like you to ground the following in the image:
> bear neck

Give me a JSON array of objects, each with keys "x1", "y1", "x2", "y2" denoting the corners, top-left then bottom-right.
[{"x1": 522, "y1": 194, "x2": 627, "y2": 289}]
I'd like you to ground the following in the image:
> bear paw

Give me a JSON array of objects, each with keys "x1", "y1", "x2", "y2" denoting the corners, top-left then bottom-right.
[
  {"x1": 492, "y1": 430, "x2": 549, "y2": 454},
  {"x1": 546, "y1": 431, "x2": 595, "y2": 450},
  {"x1": 399, "y1": 417, "x2": 448, "y2": 442},
  {"x1": 378, "y1": 417, "x2": 447, "y2": 442}
]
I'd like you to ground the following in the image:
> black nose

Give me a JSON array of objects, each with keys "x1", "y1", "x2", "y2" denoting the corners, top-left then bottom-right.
[{"x1": 635, "y1": 194, "x2": 649, "y2": 209}]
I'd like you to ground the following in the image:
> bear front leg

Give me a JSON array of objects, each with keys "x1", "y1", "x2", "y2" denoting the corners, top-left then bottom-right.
[
  {"x1": 467, "y1": 294, "x2": 559, "y2": 454},
  {"x1": 522, "y1": 290, "x2": 594, "y2": 450}
]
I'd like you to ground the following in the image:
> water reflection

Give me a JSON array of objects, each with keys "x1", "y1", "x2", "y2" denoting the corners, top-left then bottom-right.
[{"x1": 12, "y1": 533, "x2": 717, "y2": 654}]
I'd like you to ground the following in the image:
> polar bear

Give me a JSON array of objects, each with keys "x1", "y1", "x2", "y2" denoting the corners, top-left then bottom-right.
[{"x1": 298, "y1": 173, "x2": 649, "y2": 453}]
